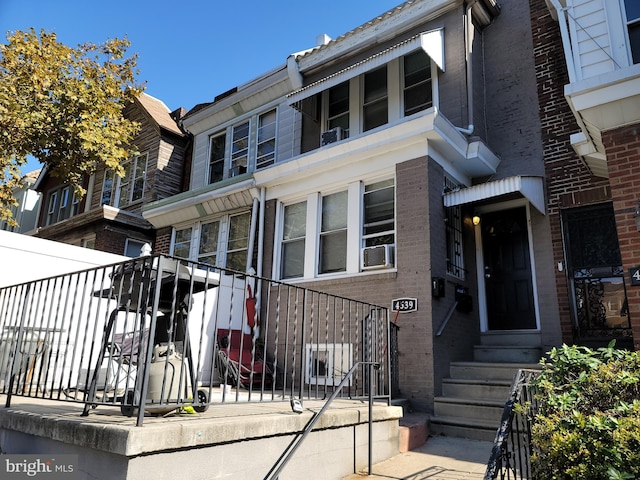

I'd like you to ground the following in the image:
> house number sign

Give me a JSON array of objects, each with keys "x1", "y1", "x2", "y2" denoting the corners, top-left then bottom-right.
[
  {"x1": 630, "y1": 266, "x2": 640, "y2": 286},
  {"x1": 391, "y1": 298, "x2": 418, "y2": 313}
]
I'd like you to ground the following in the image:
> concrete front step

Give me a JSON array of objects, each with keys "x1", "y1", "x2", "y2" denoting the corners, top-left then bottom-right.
[
  {"x1": 441, "y1": 378, "x2": 512, "y2": 402},
  {"x1": 473, "y1": 345, "x2": 543, "y2": 363},
  {"x1": 434, "y1": 396, "x2": 504, "y2": 423},
  {"x1": 398, "y1": 413, "x2": 430, "y2": 452},
  {"x1": 429, "y1": 415, "x2": 498, "y2": 442},
  {"x1": 449, "y1": 361, "x2": 539, "y2": 381},
  {"x1": 479, "y1": 331, "x2": 542, "y2": 347}
]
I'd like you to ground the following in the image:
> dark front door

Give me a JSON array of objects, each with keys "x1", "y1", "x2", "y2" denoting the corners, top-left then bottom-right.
[{"x1": 482, "y1": 207, "x2": 536, "y2": 330}]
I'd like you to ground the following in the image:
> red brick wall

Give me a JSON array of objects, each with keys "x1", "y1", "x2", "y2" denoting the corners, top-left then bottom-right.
[
  {"x1": 604, "y1": 126, "x2": 640, "y2": 350},
  {"x1": 154, "y1": 227, "x2": 173, "y2": 255},
  {"x1": 530, "y1": 0, "x2": 611, "y2": 344}
]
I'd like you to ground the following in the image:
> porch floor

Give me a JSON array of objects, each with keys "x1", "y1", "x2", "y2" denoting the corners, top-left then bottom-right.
[{"x1": 0, "y1": 395, "x2": 401, "y2": 480}]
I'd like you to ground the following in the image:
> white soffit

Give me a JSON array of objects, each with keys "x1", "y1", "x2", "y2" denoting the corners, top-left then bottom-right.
[
  {"x1": 443, "y1": 176, "x2": 546, "y2": 214},
  {"x1": 287, "y1": 29, "x2": 444, "y2": 106}
]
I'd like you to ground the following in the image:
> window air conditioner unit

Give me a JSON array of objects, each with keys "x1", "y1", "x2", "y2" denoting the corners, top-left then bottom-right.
[
  {"x1": 361, "y1": 244, "x2": 395, "y2": 270},
  {"x1": 229, "y1": 165, "x2": 247, "y2": 177},
  {"x1": 321, "y1": 127, "x2": 344, "y2": 146}
]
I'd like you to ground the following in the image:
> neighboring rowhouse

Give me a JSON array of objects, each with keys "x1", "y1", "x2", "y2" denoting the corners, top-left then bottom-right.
[
  {"x1": 0, "y1": 168, "x2": 41, "y2": 234},
  {"x1": 143, "y1": 0, "x2": 563, "y2": 423},
  {"x1": 32, "y1": 93, "x2": 190, "y2": 256},
  {"x1": 535, "y1": 0, "x2": 640, "y2": 351}
]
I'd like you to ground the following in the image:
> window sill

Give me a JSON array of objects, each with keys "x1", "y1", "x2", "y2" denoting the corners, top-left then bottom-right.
[{"x1": 281, "y1": 268, "x2": 397, "y2": 287}]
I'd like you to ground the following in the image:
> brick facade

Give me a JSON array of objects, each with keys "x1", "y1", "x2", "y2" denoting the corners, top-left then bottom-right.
[
  {"x1": 530, "y1": 0, "x2": 611, "y2": 345},
  {"x1": 604, "y1": 126, "x2": 640, "y2": 350}
]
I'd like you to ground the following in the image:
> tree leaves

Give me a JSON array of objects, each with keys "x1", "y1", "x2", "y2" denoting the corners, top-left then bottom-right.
[{"x1": 0, "y1": 28, "x2": 144, "y2": 224}]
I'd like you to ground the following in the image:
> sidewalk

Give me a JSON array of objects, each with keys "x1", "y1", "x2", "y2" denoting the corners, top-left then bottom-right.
[{"x1": 343, "y1": 436, "x2": 493, "y2": 480}]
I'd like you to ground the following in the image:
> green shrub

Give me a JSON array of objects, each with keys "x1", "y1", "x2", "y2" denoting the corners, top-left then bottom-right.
[{"x1": 531, "y1": 342, "x2": 640, "y2": 480}]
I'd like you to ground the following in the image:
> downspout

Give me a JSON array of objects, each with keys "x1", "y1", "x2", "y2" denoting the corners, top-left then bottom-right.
[
  {"x1": 457, "y1": 2, "x2": 475, "y2": 136},
  {"x1": 247, "y1": 195, "x2": 260, "y2": 273},
  {"x1": 548, "y1": 0, "x2": 577, "y2": 83},
  {"x1": 255, "y1": 188, "x2": 266, "y2": 337}
]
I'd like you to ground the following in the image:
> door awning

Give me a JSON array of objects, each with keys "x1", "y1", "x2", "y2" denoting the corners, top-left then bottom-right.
[
  {"x1": 443, "y1": 176, "x2": 546, "y2": 214},
  {"x1": 287, "y1": 29, "x2": 444, "y2": 109}
]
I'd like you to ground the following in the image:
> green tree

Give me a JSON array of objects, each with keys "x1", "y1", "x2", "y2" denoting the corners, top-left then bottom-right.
[{"x1": 0, "y1": 28, "x2": 143, "y2": 226}]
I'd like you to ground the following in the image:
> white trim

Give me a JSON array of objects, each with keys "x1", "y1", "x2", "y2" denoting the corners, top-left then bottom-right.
[{"x1": 287, "y1": 30, "x2": 444, "y2": 106}]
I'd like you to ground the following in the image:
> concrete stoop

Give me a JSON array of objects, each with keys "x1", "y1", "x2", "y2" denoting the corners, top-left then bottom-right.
[
  {"x1": 431, "y1": 334, "x2": 543, "y2": 442},
  {"x1": 398, "y1": 412, "x2": 430, "y2": 452}
]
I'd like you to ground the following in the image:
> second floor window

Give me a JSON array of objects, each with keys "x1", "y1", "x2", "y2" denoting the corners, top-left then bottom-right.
[
  {"x1": 208, "y1": 108, "x2": 279, "y2": 184},
  {"x1": 327, "y1": 82, "x2": 350, "y2": 136},
  {"x1": 230, "y1": 121, "x2": 250, "y2": 176},
  {"x1": 257, "y1": 109, "x2": 277, "y2": 168},
  {"x1": 404, "y1": 50, "x2": 433, "y2": 116},
  {"x1": 209, "y1": 134, "x2": 226, "y2": 183},
  {"x1": 625, "y1": 1, "x2": 640, "y2": 64},
  {"x1": 101, "y1": 153, "x2": 148, "y2": 208},
  {"x1": 44, "y1": 186, "x2": 79, "y2": 226},
  {"x1": 363, "y1": 179, "x2": 395, "y2": 247},
  {"x1": 363, "y1": 66, "x2": 388, "y2": 132},
  {"x1": 118, "y1": 154, "x2": 147, "y2": 207}
]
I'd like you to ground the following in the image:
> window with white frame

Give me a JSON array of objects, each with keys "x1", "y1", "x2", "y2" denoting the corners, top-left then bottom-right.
[
  {"x1": 46, "y1": 191, "x2": 58, "y2": 225},
  {"x1": 118, "y1": 153, "x2": 147, "y2": 207},
  {"x1": 226, "y1": 212, "x2": 251, "y2": 271},
  {"x1": 278, "y1": 179, "x2": 396, "y2": 280},
  {"x1": 172, "y1": 212, "x2": 252, "y2": 272},
  {"x1": 102, "y1": 170, "x2": 115, "y2": 205},
  {"x1": 198, "y1": 220, "x2": 220, "y2": 265},
  {"x1": 173, "y1": 227, "x2": 193, "y2": 260},
  {"x1": 257, "y1": 109, "x2": 277, "y2": 169},
  {"x1": 230, "y1": 121, "x2": 250, "y2": 177},
  {"x1": 208, "y1": 109, "x2": 279, "y2": 183},
  {"x1": 280, "y1": 201, "x2": 307, "y2": 279},
  {"x1": 444, "y1": 178, "x2": 465, "y2": 279},
  {"x1": 363, "y1": 66, "x2": 388, "y2": 132},
  {"x1": 625, "y1": 1, "x2": 640, "y2": 64},
  {"x1": 363, "y1": 179, "x2": 395, "y2": 247},
  {"x1": 209, "y1": 133, "x2": 226, "y2": 184},
  {"x1": 403, "y1": 50, "x2": 433, "y2": 116},
  {"x1": 101, "y1": 153, "x2": 148, "y2": 207},
  {"x1": 319, "y1": 191, "x2": 348, "y2": 274},
  {"x1": 44, "y1": 186, "x2": 80, "y2": 226},
  {"x1": 125, "y1": 238, "x2": 146, "y2": 258}
]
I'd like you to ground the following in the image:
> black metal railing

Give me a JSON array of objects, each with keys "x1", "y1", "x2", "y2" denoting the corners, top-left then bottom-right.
[
  {"x1": 485, "y1": 369, "x2": 540, "y2": 480},
  {"x1": 0, "y1": 255, "x2": 391, "y2": 426}
]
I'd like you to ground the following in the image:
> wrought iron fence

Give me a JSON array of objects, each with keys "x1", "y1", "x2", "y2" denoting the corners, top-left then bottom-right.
[
  {"x1": 0, "y1": 255, "x2": 391, "y2": 426},
  {"x1": 484, "y1": 369, "x2": 540, "y2": 480}
]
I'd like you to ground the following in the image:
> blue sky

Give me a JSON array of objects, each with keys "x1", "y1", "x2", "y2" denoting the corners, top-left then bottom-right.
[{"x1": 1, "y1": 0, "x2": 403, "y2": 174}]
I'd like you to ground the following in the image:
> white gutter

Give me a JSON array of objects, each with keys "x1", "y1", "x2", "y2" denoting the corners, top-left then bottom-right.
[
  {"x1": 548, "y1": 0, "x2": 577, "y2": 83},
  {"x1": 456, "y1": 3, "x2": 475, "y2": 135}
]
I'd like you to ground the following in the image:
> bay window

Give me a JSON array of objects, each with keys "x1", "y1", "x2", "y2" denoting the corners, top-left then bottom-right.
[
  {"x1": 172, "y1": 212, "x2": 252, "y2": 272},
  {"x1": 278, "y1": 179, "x2": 396, "y2": 280}
]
